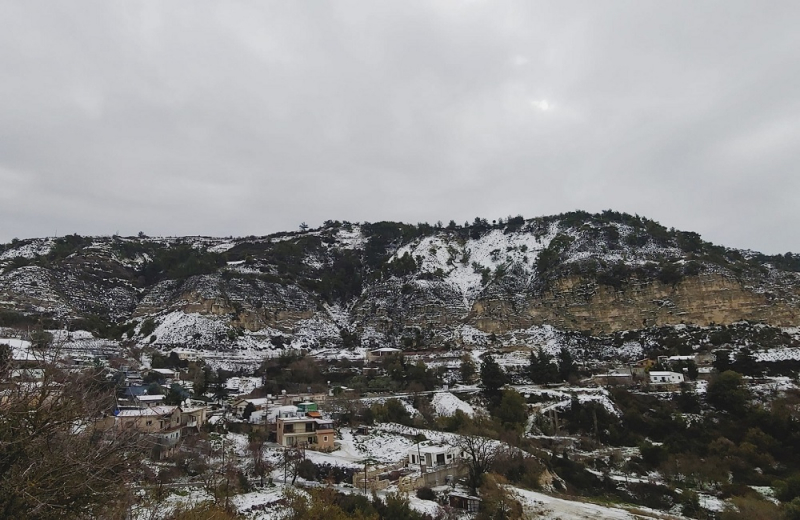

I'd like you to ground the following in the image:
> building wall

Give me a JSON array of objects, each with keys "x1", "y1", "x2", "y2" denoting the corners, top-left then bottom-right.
[{"x1": 276, "y1": 418, "x2": 335, "y2": 450}]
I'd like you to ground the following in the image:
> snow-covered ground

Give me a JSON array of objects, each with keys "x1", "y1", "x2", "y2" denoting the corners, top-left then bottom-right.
[
  {"x1": 393, "y1": 227, "x2": 555, "y2": 308},
  {"x1": 512, "y1": 486, "x2": 687, "y2": 520},
  {"x1": 517, "y1": 385, "x2": 621, "y2": 416},
  {"x1": 431, "y1": 392, "x2": 475, "y2": 417}
]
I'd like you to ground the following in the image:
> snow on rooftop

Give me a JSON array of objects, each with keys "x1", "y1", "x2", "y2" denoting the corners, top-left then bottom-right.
[{"x1": 136, "y1": 395, "x2": 166, "y2": 401}]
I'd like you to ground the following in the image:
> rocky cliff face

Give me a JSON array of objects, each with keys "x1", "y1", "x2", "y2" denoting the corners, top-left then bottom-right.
[
  {"x1": 470, "y1": 273, "x2": 800, "y2": 335},
  {"x1": 1, "y1": 211, "x2": 798, "y2": 355}
]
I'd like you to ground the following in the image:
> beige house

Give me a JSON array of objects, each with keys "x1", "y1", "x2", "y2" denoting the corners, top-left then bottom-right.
[
  {"x1": 115, "y1": 405, "x2": 182, "y2": 433},
  {"x1": 115, "y1": 406, "x2": 183, "y2": 458},
  {"x1": 181, "y1": 406, "x2": 209, "y2": 430},
  {"x1": 276, "y1": 414, "x2": 335, "y2": 451},
  {"x1": 113, "y1": 404, "x2": 209, "y2": 458}
]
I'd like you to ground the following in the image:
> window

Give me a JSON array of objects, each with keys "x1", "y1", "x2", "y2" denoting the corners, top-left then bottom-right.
[{"x1": 323, "y1": 436, "x2": 328, "y2": 442}]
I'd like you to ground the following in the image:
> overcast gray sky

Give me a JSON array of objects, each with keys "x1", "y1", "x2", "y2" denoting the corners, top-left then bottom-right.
[{"x1": 1, "y1": 1, "x2": 799, "y2": 254}]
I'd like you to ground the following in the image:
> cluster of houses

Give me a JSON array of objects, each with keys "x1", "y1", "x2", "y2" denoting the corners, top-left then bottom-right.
[
  {"x1": 109, "y1": 366, "x2": 210, "y2": 459},
  {"x1": 110, "y1": 403, "x2": 209, "y2": 458},
  {"x1": 592, "y1": 352, "x2": 716, "y2": 388}
]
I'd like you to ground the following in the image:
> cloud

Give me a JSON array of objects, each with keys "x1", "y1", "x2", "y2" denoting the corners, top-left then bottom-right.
[
  {"x1": 530, "y1": 100, "x2": 550, "y2": 111},
  {"x1": 0, "y1": 1, "x2": 799, "y2": 253}
]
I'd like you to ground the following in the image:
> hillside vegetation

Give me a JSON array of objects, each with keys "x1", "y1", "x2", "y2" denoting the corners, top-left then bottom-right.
[{"x1": 1, "y1": 210, "x2": 799, "y2": 356}]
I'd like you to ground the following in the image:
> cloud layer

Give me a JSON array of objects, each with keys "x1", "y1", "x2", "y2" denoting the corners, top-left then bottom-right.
[{"x1": 1, "y1": 1, "x2": 799, "y2": 253}]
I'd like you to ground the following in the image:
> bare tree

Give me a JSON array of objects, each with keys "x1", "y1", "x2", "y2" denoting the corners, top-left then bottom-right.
[
  {"x1": 451, "y1": 432, "x2": 499, "y2": 495},
  {"x1": 0, "y1": 335, "x2": 146, "y2": 519},
  {"x1": 249, "y1": 431, "x2": 272, "y2": 487},
  {"x1": 282, "y1": 446, "x2": 305, "y2": 485},
  {"x1": 326, "y1": 389, "x2": 363, "y2": 426}
]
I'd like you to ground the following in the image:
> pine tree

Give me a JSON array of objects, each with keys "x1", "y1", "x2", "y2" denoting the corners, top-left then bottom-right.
[
  {"x1": 529, "y1": 349, "x2": 559, "y2": 384},
  {"x1": 480, "y1": 354, "x2": 506, "y2": 401},
  {"x1": 558, "y1": 348, "x2": 578, "y2": 382}
]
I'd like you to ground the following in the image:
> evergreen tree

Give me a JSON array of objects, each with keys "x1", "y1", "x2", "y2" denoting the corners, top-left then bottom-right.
[
  {"x1": 685, "y1": 360, "x2": 699, "y2": 381},
  {"x1": 495, "y1": 389, "x2": 528, "y2": 432},
  {"x1": 713, "y1": 349, "x2": 733, "y2": 373},
  {"x1": 480, "y1": 354, "x2": 506, "y2": 402},
  {"x1": 460, "y1": 356, "x2": 477, "y2": 383},
  {"x1": 707, "y1": 371, "x2": 751, "y2": 415},
  {"x1": 529, "y1": 349, "x2": 559, "y2": 384},
  {"x1": 243, "y1": 402, "x2": 256, "y2": 421},
  {"x1": 733, "y1": 348, "x2": 761, "y2": 377},
  {"x1": 558, "y1": 348, "x2": 578, "y2": 382}
]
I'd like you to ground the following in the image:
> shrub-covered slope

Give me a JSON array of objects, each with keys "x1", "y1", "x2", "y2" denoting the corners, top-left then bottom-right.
[{"x1": 1, "y1": 211, "x2": 799, "y2": 354}]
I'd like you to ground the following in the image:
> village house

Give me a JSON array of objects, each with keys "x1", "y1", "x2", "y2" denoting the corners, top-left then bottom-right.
[
  {"x1": 112, "y1": 402, "x2": 209, "y2": 458},
  {"x1": 275, "y1": 404, "x2": 335, "y2": 451},
  {"x1": 592, "y1": 368, "x2": 634, "y2": 387},
  {"x1": 170, "y1": 349, "x2": 199, "y2": 362},
  {"x1": 649, "y1": 371, "x2": 685, "y2": 386},
  {"x1": 407, "y1": 442, "x2": 463, "y2": 470},
  {"x1": 133, "y1": 394, "x2": 166, "y2": 407},
  {"x1": 225, "y1": 376, "x2": 263, "y2": 395},
  {"x1": 181, "y1": 405, "x2": 209, "y2": 431},
  {"x1": 233, "y1": 397, "x2": 271, "y2": 417},
  {"x1": 114, "y1": 405, "x2": 183, "y2": 458},
  {"x1": 366, "y1": 347, "x2": 401, "y2": 363},
  {"x1": 121, "y1": 369, "x2": 143, "y2": 387},
  {"x1": 115, "y1": 405, "x2": 181, "y2": 432}
]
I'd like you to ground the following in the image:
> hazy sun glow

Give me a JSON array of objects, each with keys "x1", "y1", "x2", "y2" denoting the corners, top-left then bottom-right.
[{"x1": 531, "y1": 99, "x2": 550, "y2": 111}]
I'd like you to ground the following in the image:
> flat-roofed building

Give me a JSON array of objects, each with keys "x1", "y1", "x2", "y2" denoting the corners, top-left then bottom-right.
[
  {"x1": 276, "y1": 416, "x2": 335, "y2": 451},
  {"x1": 407, "y1": 442, "x2": 463, "y2": 469},
  {"x1": 649, "y1": 371, "x2": 685, "y2": 385}
]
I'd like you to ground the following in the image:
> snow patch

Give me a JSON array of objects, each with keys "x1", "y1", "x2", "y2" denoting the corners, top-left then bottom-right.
[{"x1": 431, "y1": 392, "x2": 475, "y2": 417}]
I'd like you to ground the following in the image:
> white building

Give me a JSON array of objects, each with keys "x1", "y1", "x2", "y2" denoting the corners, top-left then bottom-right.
[
  {"x1": 225, "y1": 376, "x2": 262, "y2": 395},
  {"x1": 649, "y1": 371, "x2": 685, "y2": 385},
  {"x1": 407, "y1": 442, "x2": 463, "y2": 469}
]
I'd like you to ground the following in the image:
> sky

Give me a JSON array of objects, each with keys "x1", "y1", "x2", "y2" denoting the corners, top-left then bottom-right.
[{"x1": 1, "y1": 1, "x2": 799, "y2": 254}]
